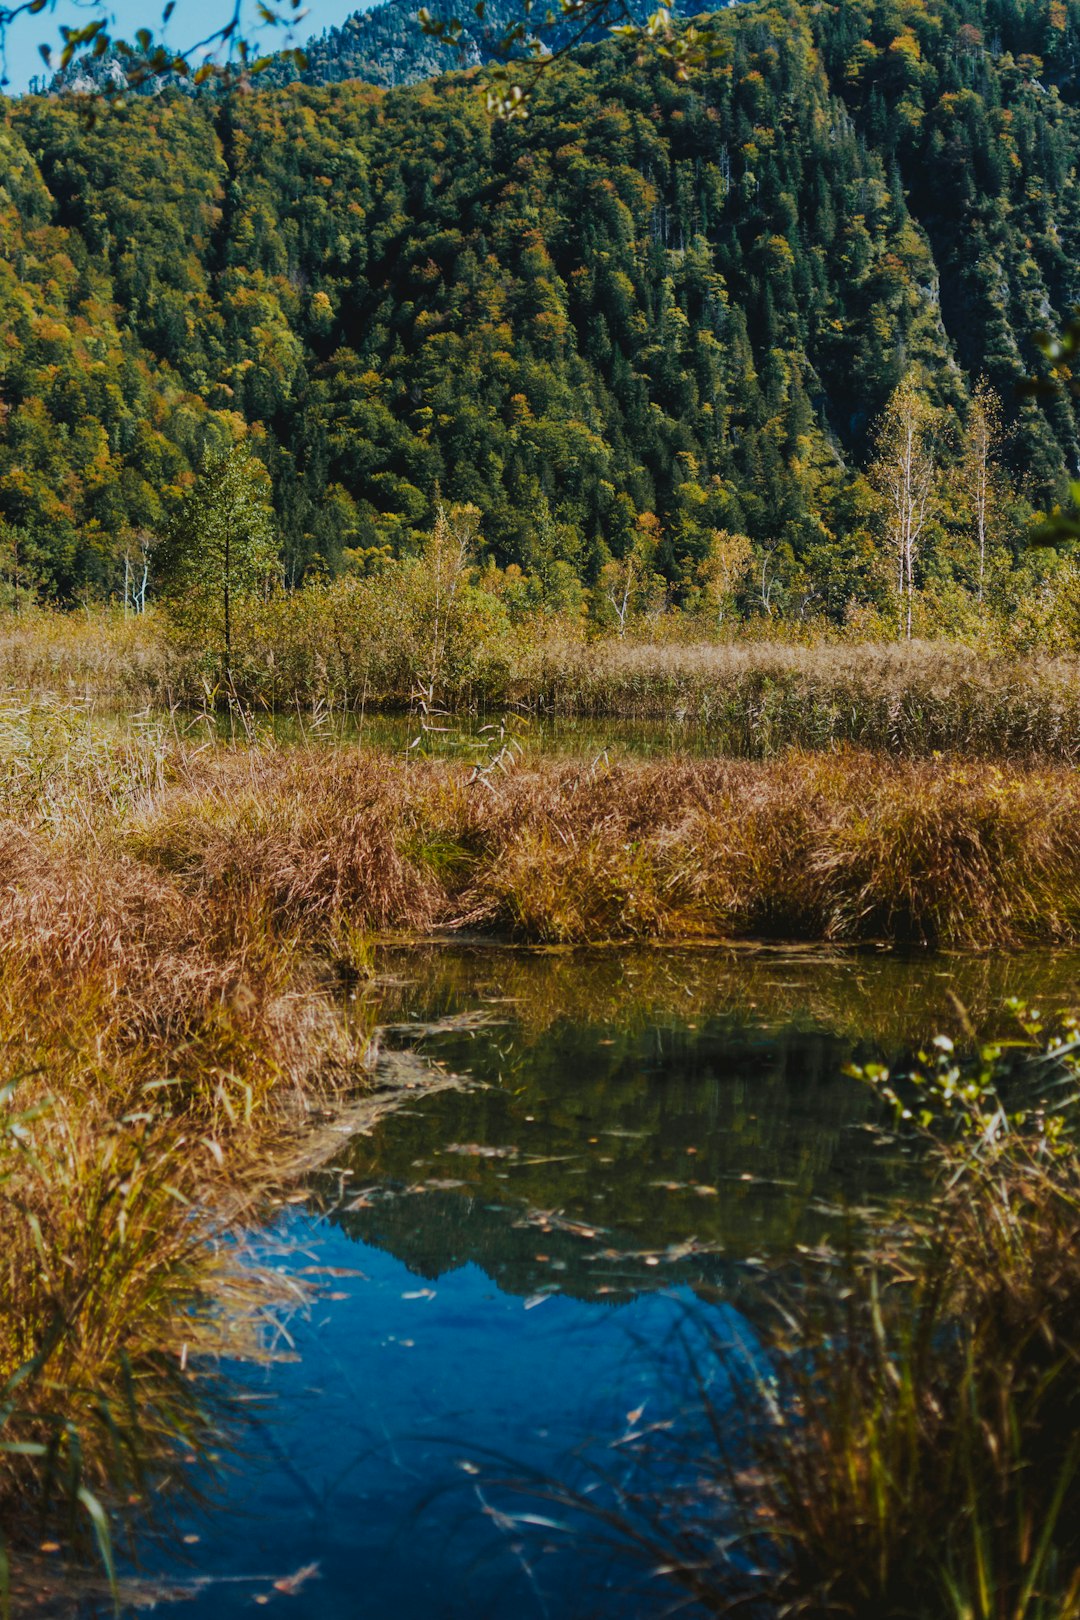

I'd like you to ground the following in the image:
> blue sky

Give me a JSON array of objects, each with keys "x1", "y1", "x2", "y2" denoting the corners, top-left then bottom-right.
[{"x1": 1, "y1": 0, "x2": 372, "y2": 91}]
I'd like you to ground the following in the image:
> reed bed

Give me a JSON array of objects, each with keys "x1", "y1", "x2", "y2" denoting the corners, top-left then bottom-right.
[
  {"x1": 546, "y1": 639, "x2": 1080, "y2": 759},
  {"x1": 0, "y1": 724, "x2": 362, "y2": 1586},
  {"x1": 6, "y1": 608, "x2": 1080, "y2": 762},
  {"x1": 0, "y1": 609, "x2": 160, "y2": 705},
  {"x1": 0, "y1": 1105, "x2": 291, "y2": 1588}
]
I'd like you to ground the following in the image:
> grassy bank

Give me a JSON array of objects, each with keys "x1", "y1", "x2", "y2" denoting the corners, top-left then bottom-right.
[
  {"x1": 0, "y1": 723, "x2": 368, "y2": 1587},
  {"x1": 7, "y1": 608, "x2": 1080, "y2": 761}
]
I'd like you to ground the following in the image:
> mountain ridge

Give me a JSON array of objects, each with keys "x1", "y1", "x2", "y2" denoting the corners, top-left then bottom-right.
[{"x1": 45, "y1": 0, "x2": 702, "y2": 96}]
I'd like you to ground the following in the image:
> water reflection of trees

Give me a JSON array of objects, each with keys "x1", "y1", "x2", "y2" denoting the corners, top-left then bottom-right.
[
  {"x1": 366, "y1": 943, "x2": 1080, "y2": 1048},
  {"x1": 316, "y1": 945, "x2": 1080, "y2": 1302}
]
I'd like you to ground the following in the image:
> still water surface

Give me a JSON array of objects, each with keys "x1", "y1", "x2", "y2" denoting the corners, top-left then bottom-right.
[
  {"x1": 152, "y1": 945, "x2": 1080, "y2": 1619},
  {"x1": 108, "y1": 707, "x2": 754, "y2": 759}
]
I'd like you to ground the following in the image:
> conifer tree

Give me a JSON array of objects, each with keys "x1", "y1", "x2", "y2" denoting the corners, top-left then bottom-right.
[{"x1": 155, "y1": 447, "x2": 278, "y2": 684}]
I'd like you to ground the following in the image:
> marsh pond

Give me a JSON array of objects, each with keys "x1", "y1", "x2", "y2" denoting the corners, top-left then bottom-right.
[{"x1": 82, "y1": 942, "x2": 1080, "y2": 1620}]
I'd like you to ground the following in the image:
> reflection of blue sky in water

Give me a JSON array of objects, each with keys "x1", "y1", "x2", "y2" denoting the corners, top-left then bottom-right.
[
  {"x1": 150, "y1": 956, "x2": 886, "y2": 1617},
  {"x1": 165, "y1": 1218, "x2": 745, "y2": 1619}
]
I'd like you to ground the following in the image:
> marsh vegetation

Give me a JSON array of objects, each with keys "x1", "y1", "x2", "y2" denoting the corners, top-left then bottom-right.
[
  {"x1": 7, "y1": 0, "x2": 1080, "y2": 1599},
  {"x1": 13, "y1": 601, "x2": 1080, "y2": 764},
  {"x1": 4, "y1": 670, "x2": 1080, "y2": 1614}
]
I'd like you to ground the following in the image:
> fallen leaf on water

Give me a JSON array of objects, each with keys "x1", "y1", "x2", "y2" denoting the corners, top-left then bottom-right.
[
  {"x1": 273, "y1": 1562, "x2": 321, "y2": 1596},
  {"x1": 297, "y1": 1266, "x2": 369, "y2": 1279},
  {"x1": 402, "y1": 1288, "x2": 436, "y2": 1300},
  {"x1": 626, "y1": 1404, "x2": 646, "y2": 1425},
  {"x1": 445, "y1": 1142, "x2": 518, "y2": 1159},
  {"x1": 524, "y1": 1292, "x2": 553, "y2": 1309}
]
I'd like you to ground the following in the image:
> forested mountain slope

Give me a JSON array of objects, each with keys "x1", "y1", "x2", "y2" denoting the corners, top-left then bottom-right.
[
  {"x1": 285, "y1": 0, "x2": 674, "y2": 91},
  {"x1": 3, "y1": 0, "x2": 1080, "y2": 611}
]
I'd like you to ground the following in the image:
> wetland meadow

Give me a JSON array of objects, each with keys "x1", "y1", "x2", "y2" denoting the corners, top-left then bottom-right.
[{"x1": 4, "y1": 619, "x2": 1080, "y2": 1619}]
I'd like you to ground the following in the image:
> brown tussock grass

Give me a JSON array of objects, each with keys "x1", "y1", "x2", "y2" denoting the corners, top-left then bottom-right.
[
  {"x1": 0, "y1": 826, "x2": 325, "y2": 1122},
  {"x1": 0, "y1": 742, "x2": 370, "y2": 1563},
  {"x1": 112, "y1": 745, "x2": 1080, "y2": 950}
]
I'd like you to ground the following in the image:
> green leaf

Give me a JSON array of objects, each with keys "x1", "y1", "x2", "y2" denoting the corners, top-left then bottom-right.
[{"x1": 77, "y1": 1486, "x2": 117, "y2": 1601}]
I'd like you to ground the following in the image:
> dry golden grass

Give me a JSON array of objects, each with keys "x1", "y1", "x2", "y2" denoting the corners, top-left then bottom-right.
[
  {"x1": 0, "y1": 609, "x2": 161, "y2": 704},
  {"x1": 554, "y1": 637, "x2": 1080, "y2": 757},
  {"x1": 124, "y1": 746, "x2": 1080, "y2": 949},
  {"x1": 0, "y1": 726, "x2": 359, "y2": 1574}
]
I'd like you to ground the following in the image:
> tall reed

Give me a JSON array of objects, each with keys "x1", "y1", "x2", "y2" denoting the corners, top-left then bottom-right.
[
  {"x1": 122, "y1": 745, "x2": 1080, "y2": 948},
  {"x1": 7, "y1": 605, "x2": 1080, "y2": 763},
  {"x1": 0, "y1": 716, "x2": 360, "y2": 1588}
]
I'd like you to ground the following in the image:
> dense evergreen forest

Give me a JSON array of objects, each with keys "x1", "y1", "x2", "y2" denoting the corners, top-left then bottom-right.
[{"x1": 4, "y1": 0, "x2": 1080, "y2": 621}]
